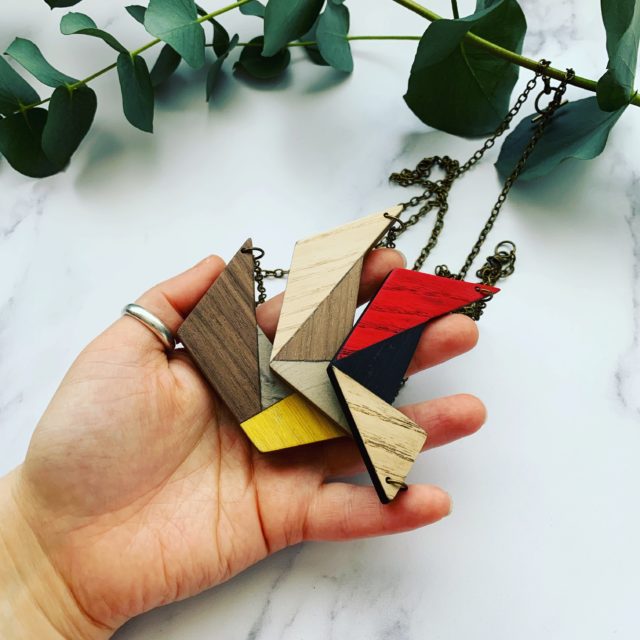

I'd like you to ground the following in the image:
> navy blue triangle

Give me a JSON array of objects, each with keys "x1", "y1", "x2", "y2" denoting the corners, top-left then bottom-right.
[{"x1": 331, "y1": 322, "x2": 426, "y2": 404}]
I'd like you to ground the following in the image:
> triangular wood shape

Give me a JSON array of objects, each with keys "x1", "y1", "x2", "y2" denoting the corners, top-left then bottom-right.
[
  {"x1": 337, "y1": 269, "x2": 499, "y2": 359},
  {"x1": 178, "y1": 239, "x2": 261, "y2": 423},
  {"x1": 257, "y1": 326, "x2": 289, "y2": 411},
  {"x1": 330, "y1": 367, "x2": 426, "y2": 503},
  {"x1": 275, "y1": 256, "x2": 363, "y2": 362},
  {"x1": 332, "y1": 322, "x2": 426, "y2": 405},
  {"x1": 271, "y1": 206, "x2": 402, "y2": 360},
  {"x1": 270, "y1": 360, "x2": 350, "y2": 431}
]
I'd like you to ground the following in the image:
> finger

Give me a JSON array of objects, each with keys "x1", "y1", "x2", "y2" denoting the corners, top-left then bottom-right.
[
  {"x1": 256, "y1": 248, "x2": 405, "y2": 341},
  {"x1": 113, "y1": 255, "x2": 226, "y2": 354},
  {"x1": 323, "y1": 393, "x2": 486, "y2": 478},
  {"x1": 303, "y1": 482, "x2": 451, "y2": 541},
  {"x1": 406, "y1": 313, "x2": 478, "y2": 376}
]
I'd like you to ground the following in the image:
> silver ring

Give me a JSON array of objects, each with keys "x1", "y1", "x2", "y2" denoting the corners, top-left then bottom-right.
[{"x1": 122, "y1": 303, "x2": 176, "y2": 351}]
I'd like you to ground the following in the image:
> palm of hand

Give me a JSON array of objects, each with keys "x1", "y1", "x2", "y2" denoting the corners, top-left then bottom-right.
[{"x1": 14, "y1": 251, "x2": 484, "y2": 634}]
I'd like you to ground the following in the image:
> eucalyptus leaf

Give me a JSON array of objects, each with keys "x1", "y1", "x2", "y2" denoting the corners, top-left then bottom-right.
[
  {"x1": 42, "y1": 85, "x2": 97, "y2": 167},
  {"x1": 144, "y1": 0, "x2": 205, "y2": 69},
  {"x1": 495, "y1": 97, "x2": 626, "y2": 181},
  {"x1": 5, "y1": 38, "x2": 78, "y2": 87},
  {"x1": 117, "y1": 52, "x2": 154, "y2": 132},
  {"x1": 405, "y1": 0, "x2": 526, "y2": 137},
  {"x1": 263, "y1": 0, "x2": 324, "y2": 57},
  {"x1": 0, "y1": 109, "x2": 60, "y2": 177},
  {"x1": 150, "y1": 44, "x2": 182, "y2": 87},
  {"x1": 45, "y1": 0, "x2": 84, "y2": 8},
  {"x1": 0, "y1": 56, "x2": 40, "y2": 116},
  {"x1": 60, "y1": 12, "x2": 128, "y2": 53},
  {"x1": 316, "y1": 2, "x2": 353, "y2": 73},
  {"x1": 126, "y1": 5, "x2": 147, "y2": 24},
  {"x1": 207, "y1": 34, "x2": 238, "y2": 101},
  {"x1": 235, "y1": 36, "x2": 290, "y2": 80},
  {"x1": 301, "y1": 19, "x2": 329, "y2": 66},
  {"x1": 196, "y1": 5, "x2": 230, "y2": 58},
  {"x1": 597, "y1": 0, "x2": 640, "y2": 111},
  {"x1": 240, "y1": 1, "x2": 265, "y2": 18}
]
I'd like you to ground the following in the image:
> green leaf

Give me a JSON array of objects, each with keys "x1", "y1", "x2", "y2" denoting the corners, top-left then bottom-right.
[
  {"x1": 42, "y1": 85, "x2": 97, "y2": 167},
  {"x1": 196, "y1": 5, "x2": 230, "y2": 58},
  {"x1": 316, "y1": 2, "x2": 352, "y2": 72},
  {"x1": 144, "y1": 0, "x2": 205, "y2": 69},
  {"x1": 0, "y1": 109, "x2": 60, "y2": 177},
  {"x1": 206, "y1": 34, "x2": 238, "y2": 101},
  {"x1": 0, "y1": 56, "x2": 40, "y2": 116},
  {"x1": 126, "y1": 5, "x2": 147, "y2": 24},
  {"x1": 597, "y1": 0, "x2": 640, "y2": 111},
  {"x1": 117, "y1": 52, "x2": 154, "y2": 132},
  {"x1": 235, "y1": 36, "x2": 290, "y2": 80},
  {"x1": 5, "y1": 38, "x2": 78, "y2": 87},
  {"x1": 405, "y1": 0, "x2": 526, "y2": 137},
  {"x1": 495, "y1": 97, "x2": 626, "y2": 181},
  {"x1": 300, "y1": 19, "x2": 329, "y2": 66},
  {"x1": 240, "y1": 1, "x2": 265, "y2": 18},
  {"x1": 45, "y1": 0, "x2": 84, "y2": 8},
  {"x1": 150, "y1": 44, "x2": 182, "y2": 87},
  {"x1": 60, "y1": 12, "x2": 128, "y2": 53},
  {"x1": 263, "y1": 0, "x2": 324, "y2": 57}
]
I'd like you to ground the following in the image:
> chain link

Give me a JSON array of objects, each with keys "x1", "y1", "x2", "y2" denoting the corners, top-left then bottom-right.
[{"x1": 241, "y1": 246, "x2": 289, "y2": 305}]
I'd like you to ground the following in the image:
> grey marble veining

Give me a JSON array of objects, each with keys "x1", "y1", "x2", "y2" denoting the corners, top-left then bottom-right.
[{"x1": 2, "y1": 1, "x2": 640, "y2": 638}]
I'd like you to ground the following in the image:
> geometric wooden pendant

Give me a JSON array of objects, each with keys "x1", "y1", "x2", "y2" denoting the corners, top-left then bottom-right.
[
  {"x1": 270, "y1": 207, "x2": 402, "y2": 429},
  {"x1": 178, "y1": 239, "x2": 261, "y2": 423},
  {"x1": 329, "y1": 269, "x2": 500, "y2": 502},
  {"x1": 179, "y1": 238, "x2": 344, "y2": 451}
]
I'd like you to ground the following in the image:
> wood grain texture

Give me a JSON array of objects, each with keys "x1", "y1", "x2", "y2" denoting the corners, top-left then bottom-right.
[
  {"x1": 275, "y1": 256, "x2": 362, "y2": 361},
  {"x1": 257, "y1": 326, "x2": 290, "y2": 410},
  {"x1": 178, "y1": 239, "x2": 261, "y2": 423},
  {"x1": 332, "y1": 323, "x2": 426, "y2": 405},
  {"x1": 270, "y1": 360, "x2": 350, "y2": 432},
  {"x1": 271, "y1": 206, "x2": 401, "y2": 360},
  {"x1": 337, "y1": 270, "x2": 499, "y2": 359},
  {"x1": 330, "y1": 367, "x2": 426, "y2": 503},
  {"x1": 241, "y1": 393, "x2": 346, "y2": 452}
]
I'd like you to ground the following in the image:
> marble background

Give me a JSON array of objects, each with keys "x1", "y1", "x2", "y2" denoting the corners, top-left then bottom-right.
[{"x1": 2, "y1": 0, "x2": 639, "y2": 638}]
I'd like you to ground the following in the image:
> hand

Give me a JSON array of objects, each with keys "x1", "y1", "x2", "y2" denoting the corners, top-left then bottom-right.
[{"x1": 0, "y1": 249, "x2": 485, "y2": 639}]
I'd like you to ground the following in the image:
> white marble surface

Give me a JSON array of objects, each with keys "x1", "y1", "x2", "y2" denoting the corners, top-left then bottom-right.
[{"x1": 2, "y1": 0, "x2": 640, "y2": 638}]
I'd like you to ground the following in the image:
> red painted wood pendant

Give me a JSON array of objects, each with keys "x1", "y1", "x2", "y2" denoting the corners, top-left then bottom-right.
[{"x1": 329, "y1": 269, "x2": 499, "y2": 503}]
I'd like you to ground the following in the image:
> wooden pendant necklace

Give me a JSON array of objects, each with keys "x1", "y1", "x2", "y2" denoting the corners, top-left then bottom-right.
[{"x1": 178, "y1": 62, "x2": 572, "y2": 504}]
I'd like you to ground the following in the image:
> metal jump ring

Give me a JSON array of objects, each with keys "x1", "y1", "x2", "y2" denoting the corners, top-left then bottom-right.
[
  {"x1": 122, "y1": 303, "x2": 176, "y2": 351},
  {"x1": 385, "y1": 477, "x2": 409, "y2": 491}
]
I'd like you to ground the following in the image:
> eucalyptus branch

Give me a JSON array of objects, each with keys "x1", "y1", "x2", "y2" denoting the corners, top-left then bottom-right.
[
  {"x1": 20, "y1": 0, "x2": 251, "y2": 113},
  {"x1": 232, "y1": 35, "x2": 422, "y2": 48},
  {"x1": 451, "y1": 0, "x2": 460, "y2": 20},
  {"x1": 392, "y1": 0, "x2": 640, "y2": 108}
]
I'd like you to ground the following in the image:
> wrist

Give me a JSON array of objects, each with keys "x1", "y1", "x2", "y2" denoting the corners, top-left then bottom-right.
[{"x1": 0, "y1": 470, "x2": 111, "y2": 640}]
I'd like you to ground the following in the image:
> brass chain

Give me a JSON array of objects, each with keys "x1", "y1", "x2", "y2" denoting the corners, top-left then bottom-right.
[
  {"x1": 241, "y1": 246, "x2": 289, "y2": 305},
  {"x1": 245, "y1": 62, "x2": 574, "y2": 315},
  {"x1": 386, "y1": 61, "x2": 573, "y2": 287}
]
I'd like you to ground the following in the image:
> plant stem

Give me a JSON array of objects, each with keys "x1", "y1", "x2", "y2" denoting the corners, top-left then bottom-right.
[
  {"x1": 21, "y1": 0, "x2": 251, "y2": 112},
  {"x1": 451, "y1": 0, "x2": 459, "y2": 19},
  {"x1": 392, "y1": 0, "x2": 640, "y2": 108},
  {"x1": 234, "y1": 35, "x2": 422, "y2": 47}
]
